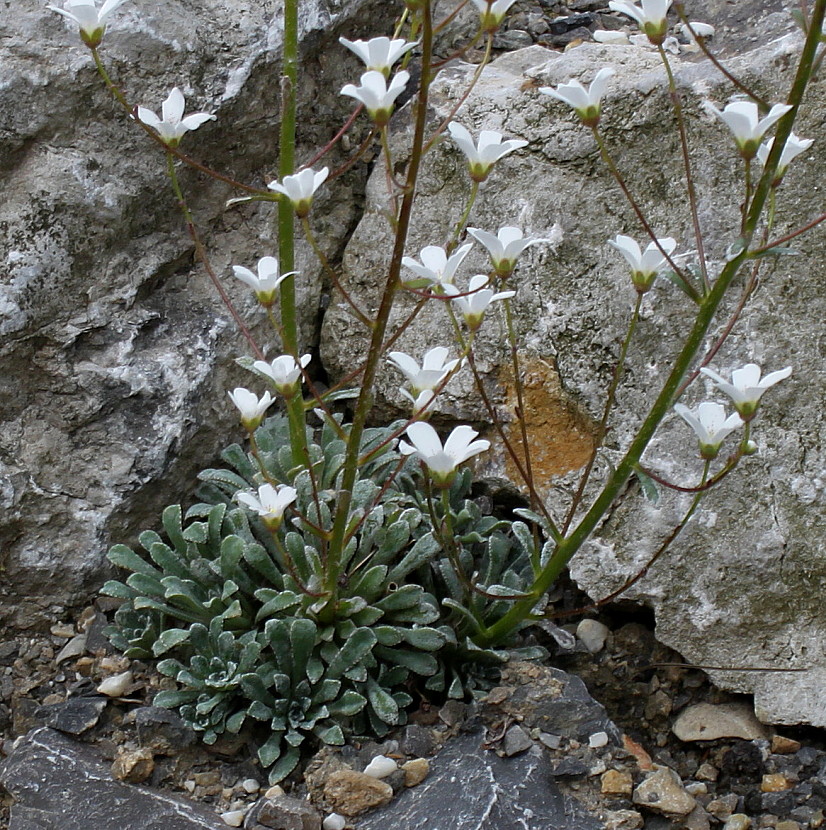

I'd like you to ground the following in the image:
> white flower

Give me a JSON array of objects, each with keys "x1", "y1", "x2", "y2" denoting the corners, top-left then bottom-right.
[
  {"x1": 228, "y1": 388, "x2": 275, "y2": 430},
  {"x1": 232, "y1": 256, "x2": 297, "y2": 306},
  {"x1": 399, "y1": 422, "x2": 490, "y2": 486},
  {"x1": 700, "y1": 363, "x2": 792, "y2": 419},
  {"x1": 401, "y1": 243, "x2": 474, "y2": 287},
  {"x1": 674, "y1": 401, "x2": 743, "y2": 460},
  {"x1": 470, "y1": 0, "x2": 519, "y2": 32},
  {"x1": 136, "y1": 88, "x2": 216, "y2": 148},
  {"x1": 756, "y1": 133, "x2": 814, "y2": 181},
  {"x1": 236, "y1": 483, "x2": 297, "y2": 529},
  {"x1": 267, "y1": 167, "x2": 329, "y2": 218},
  {"x1": 467, "y1": 226, "x2": 548, "y2": 277},
  {"x1": 253, "y1": 354, "x2": 312, "y2": 396},
  {"x1": 340, "y1": 70, "x2": 409, "y2": 126},
  {"x1": 608, "y1": 234, "x2": 677, "y2": 292},
  {"x1": 708, "y1": 101, "x2": 793, "y2": 159},
  {"x1": 339, "y1": 36, "x2": 417, "y2": 75},
  {"x1": 400, "y1": 388, "x2": 438, "y2": 417},
  {"x1": 447, "y1": 123, "x2": 527, "y2": 183},
  {"x1": 609, "y1": 0, "x2": 672, "y2": 41},
  {"x1": 47, "y1": 0, "x2": 129, "y2": 47},
  {"x1": 388, "y1": 347, "x2": 461, "y2": 397},
  {"x1": 538, "y1": 67, "x2": 615, "y2": 127},
  {"x1": 443, "y1": 274, "x2": 515, "y2": 330}
]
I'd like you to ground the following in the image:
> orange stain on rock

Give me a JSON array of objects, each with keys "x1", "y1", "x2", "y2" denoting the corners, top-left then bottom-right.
[{"x1": 500, "y1": 355, "x2": 596, "y2": 489}]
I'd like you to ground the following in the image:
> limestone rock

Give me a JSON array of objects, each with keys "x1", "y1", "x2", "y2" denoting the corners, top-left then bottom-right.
[
  {"x1": 632, "y1": 768, "x2": 697, "y2": 816},
  {"x1": 322, "y1": 770, "x2": 393, "y2": 817},
  {"x1": 111, "y1": 746, "x2": 154, "y2": 784},
  {"x1": 673, "y1": 703, "x2": 770, "y2": 742}
]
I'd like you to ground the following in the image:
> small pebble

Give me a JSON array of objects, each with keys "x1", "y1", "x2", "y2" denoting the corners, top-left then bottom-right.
[
  {"x1": 264, "y1": 784, "x2": 285, "y2": 799},
  {"x1": 401, "y1": 758, "x2": 429, "y2": 787},
  {"x1": 576, "y1": 619, "x2": 610, "y2": 653},
  {"x1": 695, "y1": 762, "x2": 719, "y2": 781},
  {"x1": 221, "y1": 787, "x2": 234, "y2": 800},
  {"x1": 50, "y1": 623, "x2": 76, "y2": 638},
  {"x1": 220, "y1": 809, "x2": 246, "y2": 827},
  {"x1": 775, "y1": 822, "x2": 801, "y2": 830},
  {"x1": 363, "y1": 754, "x2": 397, "y2": 779},
  {"x1": 323, "y1": 814, "x2": 347, "y2": 830},
  {"x1": 761, "y1": 773, "x2": 791, "y2": 792},
  {"x1": 601, "y1": 769, "x2": 634, "y2": 797},
  {"x1": 241, "y1": 778, "x2": 260, "y2": 794},
  {"x1": 539, "y1": 732, "x2": 562, "y2": 750},
  {"x1": 589, "y1": 731, "x2": 609, "y2": 748},
  {"x1": 723, "y1": 816, "x2": 752, "y2": 830},
  {"x1": 97, "y1": 670, "x2": 133, "y2": 697},
  {"x1": 771, "y1": 735, "x2": 802, "y2": 754},
  {"x1": 184, "y1": 780, "x2": 196, "y2": 793},
  {"x1": 593, "y1": 29, "x2": 630, "y2": 44},
  {"x1": 685, "y1": 781, "x2": 708, "y2": 796}
]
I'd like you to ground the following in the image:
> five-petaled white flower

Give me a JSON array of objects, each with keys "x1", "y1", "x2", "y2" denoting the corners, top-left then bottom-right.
[
  {"x1": 708, "y1": 101, "x2": 793, "y2": 160},
  {"x1": 470, "y1": 0, "x2": 519, "y2": 32},
  {"x1": 340, "y1": 70, "x2": 409, "y2": 127},
  {"x1": 236, "y1": 483, "x2": 297, "y2": 529},
  {"x1": 399, "y1": 422, "x2": 491, "y2": 487},
  {"x1": 388, "y1": 347, "x2": 462, "y2": 397},
  {"x1": 609, "y1": 0, "x2": 672, "y2": 43},
  {"x1": 447, "y1": 123, "x2": 527, "y2": 183},
  {"x1": 253, "y1": 354, "x2": 312, "y2": 396},
  {"x1": 401, "y1": 243, "x2": 474, "y2": 287},
  {"x1": 339, "y1": 36, "x2": 417, "y2": 76},
  {"x1": 674, "y1": 401, "x2": 743, "y2": 460},
  {"x1": 227, "y1": 387, "x2": 275, "y2": 431},
  {"x1": 467, "y1": 226, "x2": 548, "y2": 277},
  {"x1": 443, "y1": 275, "x2": 515, "y2": 330},
  {"x1": 268, "y1": 167, "x2": 329, "y2": 218},
  {"x1": 232, "y1": 256, "x2": 297, "y2": 307},
  {"x1": 136, "y1": 88, "x2": 216, "y2": 148},
  {"x1": 700, "y1": 363, "x2": 792, "y2": 420},
  {"x1": 47, "y1": 0, "x2": 129, "y2": 47},
  {"x1": 756, "y1": 133, "x2": 814, "y2": 183},
  {"x1": 539, "y1": 68, "x2": 615, "y2": 127},
  {"x1": 608, "y1": 234, "x2": 677, "y2": 293}
]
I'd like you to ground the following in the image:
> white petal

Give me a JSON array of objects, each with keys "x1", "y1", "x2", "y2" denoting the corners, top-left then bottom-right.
[{"x1": 162, "y1": 88, "x2": 186, "y2": 125}]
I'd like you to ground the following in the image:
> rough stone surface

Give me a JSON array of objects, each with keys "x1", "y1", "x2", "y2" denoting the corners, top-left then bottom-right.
[
  {"x1": 0, "y1": 727, "x2": 227, "y2": 828},
  {"x1": 633, "y1": 767, "x2": 697, "y2": 817},
  {"x1": 243, "y1": 793, "x2": 322, "y2": 830},
  {"x1": 486, "y1": 661, "x2": 621, "y2": 744},
  {"x1": 354, "y1": 728, "x2": 602, "y2": 830},
  {"x1": 0, "y1": 0, "x2": 396, "y2": 629},
  {"x1": 673, "y1": 702, "x2": 771, "y2": 742},
  {"x1": 322, "y1": 770, "x2": 394, "y2": 817},
  {"x1": 321, "y1": 23, "x2": 826, "y2": 725}
]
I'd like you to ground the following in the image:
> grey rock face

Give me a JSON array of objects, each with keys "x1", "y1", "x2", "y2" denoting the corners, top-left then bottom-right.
[
  {"x1": 320, "y1": 32, "x2": 825, "y2": 724},
  {"x1": 0, "y1": 727, "x2": 227, "y2": 829},
  {"x1": 0, "y1": 0, "x2": 394, "y2": 628},
  {"x1": 354, "y1": 728, "x2": 602, "y2": 830}
]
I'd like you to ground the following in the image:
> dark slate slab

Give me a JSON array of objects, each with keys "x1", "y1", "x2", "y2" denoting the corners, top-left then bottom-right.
[
  {"x1": 0, "y1": 727, "x2": 226, "y2": 830},
  {"x1": 354, "y1": 729, "x2": 602, "y2": 830}
]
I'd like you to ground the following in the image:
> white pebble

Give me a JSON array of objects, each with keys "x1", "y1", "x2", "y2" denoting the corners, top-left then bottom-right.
[
  {"x1": 576, "y1": 619, "x2": 609, "y2": 653},
  {"x1": 589, "y1": 731, "x2": 609, "y2": 748},
  {"x1": 96, "y1": 670, "x2": 133, "y2": 697},
  {"x1": 241, "y1": 777, "x2": 260, "y2": 794},
  {"x1": 593, "y1": 30, "x2": 629, "y2": 44},
  {"x1": 264, "y1": 784, "x2": 284, "y2": 799},
  {"x1": 220, "y1": 809, "x2": 247, "y2": 827},
  {"x1": 184, "y1": 779, "x2": 196, "y2": 793},
  {"x1": 363, "y1": 754, "x2": 398, "y2": 779},
  {"x1": 323, "y1": 814, "x2": 347, "y2": 830}
]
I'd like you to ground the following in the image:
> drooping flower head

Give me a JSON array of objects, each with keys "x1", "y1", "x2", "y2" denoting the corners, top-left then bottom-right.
[
  {"x1": 401, "y1": 243, "x2": 474, "y2": 287},
  {"x1": 708, "y1": 101, "x2": 793, "y2": 160},
  {"x1": 447, "y1": 123, "x2": 527, "y2": 183},
  {"x1": 136, "y1": 88, "x2": 216, "y2": 148},
  {"x1": 253, "y1": 354, "x2": 312, "y2": 397},
  {"x1": 236, "y1": 483, "x2": 297, "y2": 530},
  {"x1": 674, "y1": 402, "x2": 743, "y2": 460},
  {"x1": 47, "y1": 0, "x2": 129, "y2": 47},
  {"x1": 538, "y1": 68, "x2": 615, "y2": 128},
  {"x1": 267, "y1": 167, "x2": 329, "y2": 218},
  {"x1": 700, "y1": 363, "x2": 792, "y2": 420},
  {"x1": 339, "y1": 36, "x2": 417, "y2": 77},
  {"x1": 756, "y1": 133, "x2": 814, "y2": 185},
  {"x1": 388, "y1": 347, "x2": 462, "y2": 398},
  {"x1": 399, "y1": 422, "x2": 490, "y2": 487},
  {"x1": 443, "y1": 275, "x2": 515, "y2": 331},
  {"x1": 470, "y1": 0, "x2": 519, "y2": 33},
  {"x1": 609, "y1": 0, "x2": 672, "y2": 44},
  {"x1": 608, "y1": 234, "x2": 677, "y2": 293},
  {"x1": 467, "y1": 226, "x2": 548, "y2": 278},
  {"x1": 227, "y1": 388, "x2": 275, "y2": 431},
  {"x1": 232, "y1": 256, "x2": 297, "y2": 307},
  {"x1": 340, "y1": 70, "x2": 409, "y2": 127}
]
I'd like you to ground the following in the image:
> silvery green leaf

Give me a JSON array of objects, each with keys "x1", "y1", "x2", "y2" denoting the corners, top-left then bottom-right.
[
  {"x1": 387, "y1": 533, "x2": 440, "y2": 582},
  {"x1": 328, "y1": 690, "x2": 367, "y2": 717},
  {"x1": 367, "y1": 680, "x2": 399, "y2": 725},
  {"x1": 402, "y1": 627, "x2": 446, "y2": 651},
  {"x1": 635, "y1": 467, "x2": 660, "y2": 504},
  {"x1": 152, "y1": 628, "x2": 190, "y2": 656},
  {"x1": 325, "y1": 627, "x2": 377, "y2": 680},
  {"x1": 108, "y1": 545, "x2": 161, "y2": 578},
  {"x1": 257, "y1": 733, "x2": 283, "y2": 768}
]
